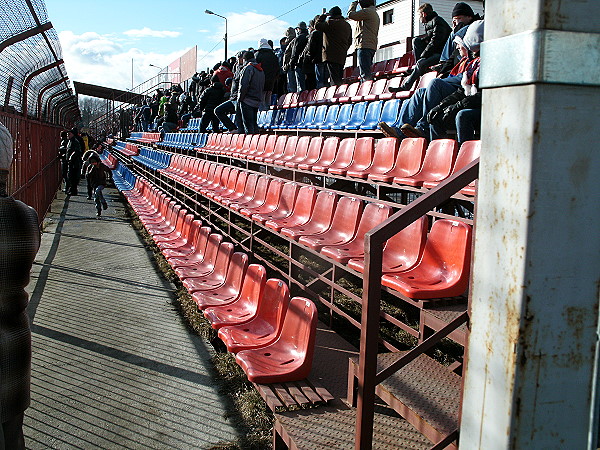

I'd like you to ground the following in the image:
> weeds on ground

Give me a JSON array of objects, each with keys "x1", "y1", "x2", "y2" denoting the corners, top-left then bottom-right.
[{"x1": 124, "y1": 203, "x2": 273, "y2": 449}]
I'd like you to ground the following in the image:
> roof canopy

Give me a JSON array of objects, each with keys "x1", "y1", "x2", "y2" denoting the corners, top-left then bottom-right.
[{"x1": 73, "y1": 81, "x2": 144, "y2": 104}]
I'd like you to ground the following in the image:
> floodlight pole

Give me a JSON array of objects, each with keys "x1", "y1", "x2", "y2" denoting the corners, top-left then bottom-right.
[{"x1": 205, "y1": 10, "x2": 227, "y2": 61}]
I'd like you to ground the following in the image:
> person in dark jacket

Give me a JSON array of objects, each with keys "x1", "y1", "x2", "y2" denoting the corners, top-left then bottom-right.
[
  {"x1": 161, "y1": 94, "x2": 179, "y2": 133},
  {"x1": 198, "y1": 76, "x2": 225, "y2": 133},
  {"x1": 299, "y1": 19, "x2": 320, "y2": 90},
  {"x1": 213, "y1": 62, "x2": 234, "y2": 92},
  {"x1": 281, "y1": 27, "x2": 297, "y2": 92},
  {"x1": 58, "y1": 130, "x2": 69, "y2": 191},
  {"x1": 391, "y1": 3, "x2": 451, "y2": 91},
  {"x1": 65, "y1": 128, "x2": 82, "y2": 196},
  {"x1": 315, "y1": 6, "x2": 353, "y2": 86},
  {"x1": 237, "y1": 51, "x2": 265, "y2": 134},
  {"x1": 0, "y1": 122, "x2": 40, "y2": 450},
  {"x1": 85, "y1": 154, "x2": 110, "y2": 217},
  {"x1": 215, "y1": 51, "x2": 245, "y2": 132},
  {"x1": 255, "y1": 38, "x2": 281, "y2": 108},
  {"x1": 289, "y1": 22, "x2": 309, "y2": 92},
  {"x1": 304, "y1": 15, "x2": 327, "y2": 88}
]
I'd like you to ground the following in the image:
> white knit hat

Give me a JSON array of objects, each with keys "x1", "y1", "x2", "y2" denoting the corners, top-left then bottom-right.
[{"x1": 0, "y1": 122, "x2": 13, "y2": 171}]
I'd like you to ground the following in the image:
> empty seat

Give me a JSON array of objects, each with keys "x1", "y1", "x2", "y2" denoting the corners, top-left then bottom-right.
[
  {"x1": 222, "y1": 173, "x2": 259, "y2": 207},
  {"x1": 181, "y1": 242, "x2": 235, "y2": 293},
  {"x1": 363, "y1": 78, "x2": 389, "y2": 101},
  {"x1": 264, "y1": 185, "x2": 317, "y2": 232},
  {"x1": 347, "y1": 215, "x2": 428, "y2": 274},
  {"x1": 359, "y1": 100, "x2": 384, "y2": 130},
  {"x1": 393, "y1": 139, "x2": 458, "y2": 186},
  {"x1": 298, "y1": 137, "x2": 338, "y2": 171},
  {"x1": 381, "y1": 219, "x2": 472, "y2": 299},
  {"x1": 252, "y1": 182, "x2": 299, "y2": 224},
  {"x1": 218, "y1": 279, "x2": 290, "y2": 353},
  {"x1": 239, "y1": 178, "x2": 284, "y2": 217},
  {"x1": 235, "y1": 297, "x2": 318, "y2": 383},
  {"x1": 192, "y1": 252, "x2": 249, "y2": 310},
  {"x1": 330, "y1": 103, "x2": 354, "y2": 130},
  {"x1": 377, "y1": 99, "x2": 401, "y2": 126},
  {"x1": 323, "y1": 138, "x2": 357, "y2": 176},
  {"x1": 281, "y1": 191, "x2": 337, "y2": 240},
  {"x1": 203, "y1": 264, "x2": 267, "y2": 329},
  {"x1": 320, "y1": 202, "x2": 392, "y2": 263},
  {"x1": 296, "y1": 106, "x2": 316, "y2": 129},
  {"x1": 319, "y1": 104, "x2": 340, "y2": 130},
  {"x1": 230, "y1": 176, "x2": 271, "y2": 212},
  {"x1": 337, "y1": 82, "x2": 360, "y2": 103},
  {"x1": 340, "y1": 137, "x2": 375, "y2": 178},
  {"x1": 306, "y1": 105, "x2": 329, "y2": 129},
  {"x1": 344, "y1": 102, "x2": 368, "y2": 130},
  {"x1": 368, "y1": 137, "x2": 427, "y2": 183},
  {"x1": 347, "y1": 137, "x2": 399, "y2": 179},
  {"x1": 284, "y1": 136, "x2": 313, "y2": 169},
  {"x1": 423, "y1": 140, "x2": 481, "y2": 195},
  {"x1": 175, "y1": 233, "x2": 224, "y2": 278}
]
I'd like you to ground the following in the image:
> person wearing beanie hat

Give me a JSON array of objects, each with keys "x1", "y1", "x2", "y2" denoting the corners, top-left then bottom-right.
[
  {"x1": 297, "y1": 21, "x2": 308, "y2": 30},
  {"x1": 315, "y1": 5, "x2": 353, "y2": 85},
  {"x1": 0, "y1": 120, "x2": 40, "y2": 450},
  {"x1": 452, "y1": 2, "x2": 474, "y2": 20},
  {"x1": 348, "y1": 0, "x2": 380, "y2": 81},
  {"x1": 256, "y1": 37, "x2": 280, "y2": 106},
  {"x1": 288, "y1": 21, "x2": 309, "y2": 92}
]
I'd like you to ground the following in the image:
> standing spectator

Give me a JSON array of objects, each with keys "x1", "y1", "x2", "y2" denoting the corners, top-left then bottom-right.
[
  {"x1": 215, "y1": 51, "x2": 245, "y2": 133},
  {"x1": 282, "y1": 27, "x2": 297, "y2": 92},
  {"x1": 213, "y1": 62, "x2": 234, "y2": 91},
  {"x1": 0, "y1": 121, "x2": 40, "y2": 450},
  {"x1": 58, "y1": 130, "x2": 69, "y2": 191},
  {"x1": 299, "y1": 19, "x2": 319, "y2": 90},
  {"x1": 348, "y1": 0, "x2": 380, "y2": 81},
  {"x1": 315, "y1": 6, "x2": 353, "y2": 86},
  {"x1": 85, "y1": 154, "x2": 110, "y2": 218},
  {"x1": 137, "y1": 99, "x2": 151, "y2": 132},
  {"x1": 274, "y1": 37, "x2": 288, "y2": 95},
  {"x1": 198, "y1": 76, "x2": 225, "y2": 133},
  {"x1": 304, "y1": 15, "x2": 327, "y2": 88},
  {"x1": 82, "y1": 147, "x2": 101, "y2": 200},
  {"x1": 255, "y1": 38, "x2": 281, "y2": 108},
  {"x1": 237, "y1": 51, "x2": 265, "y2": 134},
  {"x1": 391, "y1": 3, "x2": 451, "y2": 91},
  {"x1": 289, "y1": 22, "x2": 309, "y2": 92},
  {"x1": 65, "y1": 128, "x2": 82, "y2": 196},
  {"x1": 161, "y1": 94, "x2": 179, "y2": 133}
]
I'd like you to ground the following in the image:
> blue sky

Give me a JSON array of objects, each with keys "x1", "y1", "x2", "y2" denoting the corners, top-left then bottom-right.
[{"x1": 45, "y1": 0, "x2": 326, "y2": 91}]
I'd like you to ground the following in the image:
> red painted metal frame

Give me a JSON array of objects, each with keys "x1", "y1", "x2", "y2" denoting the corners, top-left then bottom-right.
[{"x1": 354, "y1": 159, "x2": 479, "y2": 449}]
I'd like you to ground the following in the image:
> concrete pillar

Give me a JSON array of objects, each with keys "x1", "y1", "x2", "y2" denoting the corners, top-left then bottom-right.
[{"x1": 460, "y1": 0, "x2": 600, "y2": 448}]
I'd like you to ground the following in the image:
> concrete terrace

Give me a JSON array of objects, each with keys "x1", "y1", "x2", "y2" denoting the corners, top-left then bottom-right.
[{"x1": 24, "y1": 188, "x2": 238, "y2": 449}]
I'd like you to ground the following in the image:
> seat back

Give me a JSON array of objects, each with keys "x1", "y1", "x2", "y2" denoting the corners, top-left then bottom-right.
[
  {"x1": 369, "y1": 137, "x2": 400, "y2": 174},
  {"x1": 306, "y1": 190, "x2": 337, "y2": 228},
  {"x1": 346, "y1": 137, "x2": 375, "y2": 172},
  {"x1": 416, "y1": 139, "x2": 459, "y2": 181},
  {"x1": 355, "y1": 80, "x2": 373, "y2": 98},
  {"x1": 212, "y1": 242, "x2": 235, "y2": 278},
  {"x1": 345, "y1": 102, "x2": 368, "y2": 129},
  {"x1": 320, "y1": 104, "x2": 340, "y2": 129},
  {"x1": 254, "y1": 279, "x2": 290, "y2": 335},
  {"x1": 453, "y1": 140, "x2": 481, "y2": 173},
  {"x1": 329, "y1": 138, "x2": 357, "y2": 170},
  {"x1": 276, "y1": 182, "x2": 300, "y2": 214},
  {"x1": 290, "y1": 185, "x2": 318, "y2": 220},
  {"x1": 287, "y1": 136, "x2": 312, "y2": 165},
  {"x1": 302, "y1": 136, "x2": 324, "y2": 165},
  {"x1": 308, "y1": 105, "x2": 329, "y2": 129},
  {"x1": 327, "y1": 196, "x2": 363, "y2": 238},
  {"x1": 312, "y1": 87, "x2": 328, "y2": 103},
  {"x1": 238, "y1": 264, "x2": 267, "y2": 309},
  {"x1": 278, "y1": 136, "x2": 299, "y2": 162},
  {"x1": 238, "y1": 173, "x2": 259, "y2": 202},
  {"x1": 360, "y1": 100, "x2": 384, "y2": 130},
  {"x1": 394, "y1": 137, "x2": 427, "y2": 177},
  {"x1": 331, "y1": 103, "x2": 354, "y2": 129},
  {"x1": 379, "y1": 99, "x2": 401, "y2": 125},
  {"x1": 352, "y1": 203, "x2": 392, "y2": 244},
  {"x1": 277, "y1": 297, "x2": 318, "y2": 362},
  {"x1": 221, "y1": 252, "x2": 249, "y2": 294},
  {"x1": 297, "y1": 105, "x2": 317, "y2": 129},
  {"x1": 313, "y1": 137, "x2": 340, "y2": 166},
  {"x1": 342, "y1": 81, "x2": 361, "y2": 100},
  {"x1": 248, "y1": 176, "x2": 271, "y2": 205},
  {"x1": 420, "y1": 219, "x2": 472, "y2": 280},
  {"x1": 333, "y1": 84, "x2": 349, "y2": 100},
  {"x1": 202, "y1": 233, "x2": 225, "y2": 268}
]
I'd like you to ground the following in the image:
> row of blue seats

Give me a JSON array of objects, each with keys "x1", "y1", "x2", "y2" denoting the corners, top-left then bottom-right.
[
  {"x1": 258, "y1": 99, "x2": 402, "y2": 132},
  {"x1": 180, "y1": 117, "x2": 202, "y2": 132},
  {"x1": 161, "y1": 133, "x2": 207, "y2": 151},
  {"x1": 132, "y1": 147, "x2": 172, "y2": 170},
  {"x1": 112, "y1": 163, "x2": 137, "y2": 191}
]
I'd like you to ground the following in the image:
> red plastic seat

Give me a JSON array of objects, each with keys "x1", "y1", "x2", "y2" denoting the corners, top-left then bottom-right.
[
  {"x1": 422, "y1": 140, "x2": 481, "y2": 195},
  {"x1": 393, "y1": 139, "x2": 459, "y2": 187},
  {"x1": 259, "y1": 135, "x2": 288, "y2": 163},
  {"x1": 203, "y1": 264, "x2": 267, "y2": 329},
  {"x1": 222, "y1": 173, "x2": 259, "y2": 208},
  {"x1": 154, "y1": 213, "x2": 196, "y2": 249},
  {"x1": 297, "y1": 196, "x2": 363, "y2": 250},
  {"x1": 193, "y1": 252, "x2": 249, "y2": 310},
  {"x1": 395, "y1": 71, "x2": 437, "y2": 100},
  {"x1": 264, "y1": 185, "x2": 317, "y2": 232},
  {"x1": 161, "y1": 222, "x2": 205, "y2": 259},
  {"x1": 239, "y1": 178, "x2": 284, "y2": 217},
  {"x1": 381, "y1": 219, "x2": 472, "y2": 299},
  {"x1": 166, "y1": 226, "x2": 211, "y2": 265},
  {"x1": 292, "y1": 90, "x2": 311, "y2": 108},
  {"x1": 230, "y1": 176, "x2": 271, "y2": 212},
  {"x1": 281, "y1": 191, "x2": 337, "y2": 240},
  {"x1": 350, "y1": 80, "x2": 374, "y2": 102},
  {"x1": 363, "y1": 78, "x2": 389, "y2": 101},
  {"x1": 329, "y1": 84, "x2": 349, "y2": 104},
  {"x1": 173, "y1": 232, "x2": 223, "y2": 275},
  {"x1": 282, "y1": 136, "x2": 311, "y2": 168},
  {"x1": 247, "y1": 134, "x2": 276, "y2": 160},
  {"x1": 298, "y1": 89, "x2": 317, "y2": 107},
  {"x1": 287, "y1": 136, "x2": 323, "y2": 169},
  {"x1": 340, "y1": 137, "x2": 374, "y2": 178},
  {"x1": 337, "y1": 82, "x2": 361, "y2": 103},
  {"x1": 326, "y1": 138, "x2": 358, "y2": 176},
  {"x1": 347, "y1": 137, "x2": 399, "y2": 179},
  {"x1": 272, "y1": 135, "x2": 299, "y2": 165},
  {"x1": 320, "y1": 203, "x2": 392, "y2": 263},
  {"x1": 217, "y1": 171, "x2": 250, "y2": 204},
  {"x1": 368, "y1": 137, "x2": 427, "y2": 183},
  {"x1": 307, "y1": 87, "x2": 328, "y2": 105},
  {"x1": 207, "y1": 168, "x2": 239, "y2": 200},
  {"x1": 218, "y1": 279, "x2": 290, "y2": 353},
  {"x1": 181, "y1": 242, "x2": 235, "y2": 292},
  {"x1": 252, "y1": 182, "x2": 299, "y2": 224},
  {"x1": 315, "y1": 85, "x2": 338, "y2": 105},
  {"x1": 299, "y1": 137, "x2": 339, "y2": 171},
  {"x1": 235, "y1": 296, "x2": 318, "y2": 383}
]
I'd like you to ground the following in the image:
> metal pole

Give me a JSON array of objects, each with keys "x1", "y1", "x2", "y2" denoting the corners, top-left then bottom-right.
[
  {"x1": 131, "y1": 58, "x2": 134, "y2": 90},
  {"x1": 224, "y1": 18, "x2": 228, "y2": 62},
  {"x1": 460, "y1": 0, "x2": 600, "y2": 448}
]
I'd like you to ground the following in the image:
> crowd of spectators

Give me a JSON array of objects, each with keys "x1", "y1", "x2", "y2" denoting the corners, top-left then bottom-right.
[{"x1": 128, "y1": 1, "x2": 482, "y2": 143}]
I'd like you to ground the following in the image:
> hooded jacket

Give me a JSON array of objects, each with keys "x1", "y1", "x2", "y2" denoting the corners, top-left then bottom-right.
[
  {"x1": 237, "y1": 60, "x2": 265, "y2": 108},
  {"x1": 315, "y1": 14, "x2": 353, "y2": 65},
  {"x1": 348, "y1": 2, "x2": 380, "y2": 51}
]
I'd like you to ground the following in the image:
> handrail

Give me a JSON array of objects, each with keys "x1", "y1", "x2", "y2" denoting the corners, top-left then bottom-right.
[{"x1": 354, "y1": 158, "x2": 479, "y2": 450}]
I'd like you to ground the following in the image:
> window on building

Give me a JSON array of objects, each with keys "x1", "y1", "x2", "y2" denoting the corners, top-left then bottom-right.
[{"x1": 383, "y1": 9, "x2": 394, "y2": 25}]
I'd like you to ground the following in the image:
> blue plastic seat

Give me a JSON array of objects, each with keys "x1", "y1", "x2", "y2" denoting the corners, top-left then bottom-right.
[
  {"x1": 344, "y1": 102, "x2": 368, "y2": 130},
  {"x1": 306, "y1": 105, "x2": 328, "y2": 129},
  {"x1": 297, "y1": 106, "x2": 316, "y2": 129},
  {"x1": 330, "y1": 104, "x2": 354, "y2": 130},
  {"x1": 287, "y1": 107, "x2": 305, "y2": 129},
  {"x1": 378, "y1": 99, "x2": 401, "y2": 126},
  {"x1": 360, "y1": 100, "x2": 384, "y2": 130},
  {"x1": 279, "y1": 108, "x2": 298, "y2": 129},
  {"x1": 320, "y1": 105, "x2": 340, "y2": 130}
]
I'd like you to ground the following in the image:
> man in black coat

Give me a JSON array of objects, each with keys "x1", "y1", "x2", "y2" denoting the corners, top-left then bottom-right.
[
  {"x1": 198, "y1": 76, "x2": 225, "y2": 133},
  {"x1": 255, "y1": 39, "x2": 280, "y2": 108},
  {"x1": 391, "y1": 3, "x2": 451, "y2": 91},
  {"x1": 289, "y1": 22, "x2": 309, "y2": 92}
]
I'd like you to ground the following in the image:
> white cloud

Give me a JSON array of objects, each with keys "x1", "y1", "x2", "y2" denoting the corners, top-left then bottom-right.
[
  {"x1": 123, "y1": 27, "x2": 181, "y2": 38},
  {"x1": 212, "y1": 11, "x2": 291, "y2": 47},
  {"x1": 58, "y1": 30, "x2": 188, "y2": 91},
  {"x1": 197, "y1": 29, "x2": 210, "y2": 33}
]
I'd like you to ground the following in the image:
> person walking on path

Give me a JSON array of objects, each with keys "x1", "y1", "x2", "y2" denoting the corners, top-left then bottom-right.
[
  {"x1": 348, "y1": 0, "x2": 380, "y2": 81},
  {"x1": 85, "y1": 154, "x2": 110, "y2": 218},
  {"x1": 0, "y1": 121, "x2": 40, "y2": 450}
]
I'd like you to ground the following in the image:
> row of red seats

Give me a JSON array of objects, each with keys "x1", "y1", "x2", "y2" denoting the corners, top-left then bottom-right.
[
  {"x1": 99, "y1": 150, "x2": 118, "y2": 170},
  {"x1": 343, "y1": 53, "x2": 415, "y2": 83},
  {"x1": 194, "y1": 133, "x2": 479, "y2": 194},
  {"x1": 272, "y1": 71, "x2": 435, "y2": 110},
  {"x1": 122, "y1": 177, "x2": 318, "y2": 384},
  {"x1": 158, "y1": 160, "x2": 473, "y2": 300}
]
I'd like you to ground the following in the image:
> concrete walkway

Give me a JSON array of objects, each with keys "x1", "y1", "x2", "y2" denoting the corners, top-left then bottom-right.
[{"x1": 24, "y1": 189, "x2": 239, "y2": 449}]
